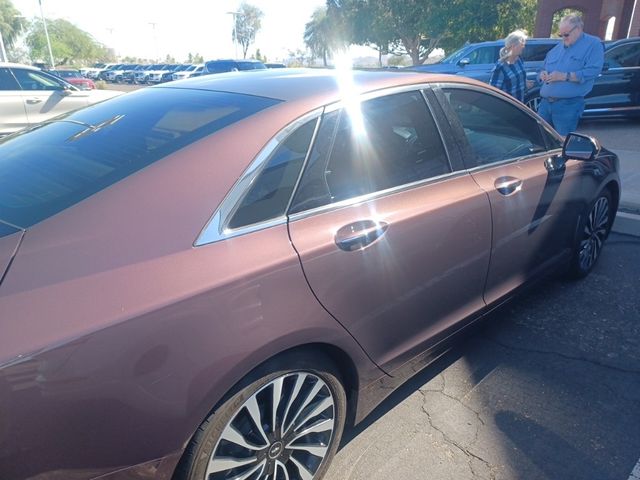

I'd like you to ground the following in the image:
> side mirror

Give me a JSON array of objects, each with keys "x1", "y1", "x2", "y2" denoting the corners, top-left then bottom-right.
[
  {"x1": 458, "y1": 58, "x2": 471, "y2": 67},
  {"x1": 563, "y1": 133, "x2": 600, "y2": 161}
]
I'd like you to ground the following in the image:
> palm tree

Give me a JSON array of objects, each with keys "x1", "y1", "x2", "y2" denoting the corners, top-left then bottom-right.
[
  {"x1": 304, "y1": 7, "x2": 336, "y2": 67},
  {"x1": 0, "y1": 0, "x2": 26, "y2": 49}
]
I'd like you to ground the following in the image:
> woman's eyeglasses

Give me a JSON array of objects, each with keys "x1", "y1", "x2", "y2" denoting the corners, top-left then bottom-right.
[{"x1": 559, "y1": 25, "x2": 577, "y2": 38}]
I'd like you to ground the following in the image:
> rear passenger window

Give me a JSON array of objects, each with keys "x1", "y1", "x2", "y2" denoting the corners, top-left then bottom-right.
[
  {"x1": 290, "y1": 91, "x2": 450, "y2": 213},
  {"x1": 228, "y1": 119, "x2": 316, "y2": 228},
  {"x1": 443, "y1": 88, "x2": 547, "y2": 168}
]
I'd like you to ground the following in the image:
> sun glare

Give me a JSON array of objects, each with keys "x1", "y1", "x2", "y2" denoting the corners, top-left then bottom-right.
[{"x1": 333, "y1": 52, "x2": 366, "y2": 137}]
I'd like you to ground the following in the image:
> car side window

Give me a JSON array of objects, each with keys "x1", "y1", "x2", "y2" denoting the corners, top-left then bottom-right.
[
  {"x1": 522, "y1": 43, "x2": 556, "y2": 61},
  {"x1": 465, "y1": 46, "x2": 499, "y2": 64},
  {"x1": 605, "y1": 43, "x2": 640, "y2": 68},
  {"x1": 0, "y1": 68, "x2": 20, "y2": 90},
  {"x1": 290, "y1": 91, "x2": 450, "y2": 213},
  {"x1": 11, "y1": 68, "x2": 63, "y2": 91},
  {"x1": 442, "y1": 88, "x2": 547, "y2": 168},
  {"x1": 228, "y1": 118, "x2": 317, "y2": 229}
]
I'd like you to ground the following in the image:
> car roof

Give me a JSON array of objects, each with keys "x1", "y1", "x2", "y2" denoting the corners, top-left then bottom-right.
[
  {"x1": 162, "y1": 67, "x2": 477, "y2": 107},
  {"x1": 461, "y1": 38, "x2": 560, "y2": 48},
  {"x1": 0, "y1": 62, "x2": 41, "y2": 70}
]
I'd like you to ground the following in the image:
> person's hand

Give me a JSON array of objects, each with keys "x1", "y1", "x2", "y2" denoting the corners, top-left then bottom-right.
[
  {"x1": 545, "y1": 71, "x2": 567, "y2": 83},
  {"x1": 526, "y1": 79, "x2": 535, "y2": 89},
  {"x1": 539, "y1": 70, "x2": 549, "y2": 83}
]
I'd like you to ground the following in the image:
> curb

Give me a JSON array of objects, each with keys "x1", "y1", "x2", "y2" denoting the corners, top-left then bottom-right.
[{"x1": 613, "y1": 211, "x2": 640, "y2": 237}]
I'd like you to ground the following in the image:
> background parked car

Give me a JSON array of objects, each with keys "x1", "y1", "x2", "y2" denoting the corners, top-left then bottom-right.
[
  {"x1": 411, "y1": 38, "x2": 559, "y2": 84},
  {"x1": 0, "y1": 69, "x2": 619, "y2": 480},
  {"x1": 49, "y1": 68, "x2": 96, "y2": 90},
  {"x1": 172, "y1": 63, "x2": 203, "y2": 80},
  {"x1": 202, "y1": 58, "x2": 267, "y2": 75},
  {"x1": 0, "y1": 62, "x2": 123, "y2": 136}
]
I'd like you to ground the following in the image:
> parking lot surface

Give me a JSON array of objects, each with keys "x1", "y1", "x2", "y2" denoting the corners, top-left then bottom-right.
[{"x1": 324, "y1": 232, "x2": 640, "y2": 480}]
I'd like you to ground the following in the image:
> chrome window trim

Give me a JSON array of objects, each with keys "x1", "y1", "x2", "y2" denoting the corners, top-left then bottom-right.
[
  {"x1": 194, "y1": 108, "x2": 323, "y2": 247},
  {"x1": 322, "y1": 83, "x2": 439, "y2": 114},
  {"x1": 584, "y1": 105, "x2": 640, "y2": 114},
  {"x1": 464, "y1": 148, "x2": 564, "y2": 174},
  {"x1": 288, "y1": 169, "x2": 469, "y2": 223}
]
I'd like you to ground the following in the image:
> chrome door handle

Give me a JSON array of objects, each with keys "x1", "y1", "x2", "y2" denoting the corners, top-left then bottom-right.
[
  {"x1": 494, "y1": 176, "x2": 523, "y2": 196},
  {"x1": 26, "y1": 98, "x2": 43, "y2": 104},
  {"x1": 335, "y1": 220, "x2": 389, "y2": 251}
]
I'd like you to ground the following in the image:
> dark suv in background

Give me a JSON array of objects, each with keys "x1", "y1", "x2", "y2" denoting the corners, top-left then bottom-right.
[{"x1": 202, "y1": 58, "x2": 267, "y2": 75}]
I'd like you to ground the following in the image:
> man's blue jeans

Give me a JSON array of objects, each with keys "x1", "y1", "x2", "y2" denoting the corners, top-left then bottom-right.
[{"x1": 537, "y1": 97, "x2": 585, "y2": 136}]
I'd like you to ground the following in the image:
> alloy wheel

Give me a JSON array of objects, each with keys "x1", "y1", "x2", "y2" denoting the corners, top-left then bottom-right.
[
  {"x1": 578, "y1": 196, "x2": 610, "y2": 272},
  {"x1": 206, "y1": 372, "x2": 337, "y2": 480}
]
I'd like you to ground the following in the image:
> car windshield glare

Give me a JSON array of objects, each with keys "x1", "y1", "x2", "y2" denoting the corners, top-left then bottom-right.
[{"x1": 0, "y1": 88, "x2": 280, "y2": 229}]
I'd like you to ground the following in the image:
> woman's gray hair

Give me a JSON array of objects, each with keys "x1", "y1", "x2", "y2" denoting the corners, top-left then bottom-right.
[{"x1": 499, "y1": 29, "x2": 528, "y2": 62}]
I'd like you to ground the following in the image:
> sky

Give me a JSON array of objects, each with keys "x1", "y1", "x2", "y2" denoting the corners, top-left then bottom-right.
[{"x1": 11, "y1": 0, "x2": 363, "y2": 63}]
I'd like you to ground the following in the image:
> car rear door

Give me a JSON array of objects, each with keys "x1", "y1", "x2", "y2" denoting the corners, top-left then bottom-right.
[
  {"x1": 586, "y1": 40, "x2": 640, "y2": 114},
  {"x1": 0, "y1": 67, "x2": 28, "y2": 135},
  {"x1": 287, "y1": 89, "x2": 491, "y2": 373},
  {"x1": 10, "y1": 67, "x2": 90, "y2": 127},
  {"x1": 436, "y1": 86, "x2": 584, "y2": 304}
]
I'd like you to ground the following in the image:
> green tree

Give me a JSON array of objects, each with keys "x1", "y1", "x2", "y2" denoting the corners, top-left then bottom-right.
[
  {"x1": 304, "y1": 7, "x2": 344, "y2": 66},
  {"x1": 234, "y1": 2, "x2": 263, "y2": 59},
  {"x1": 253, "y1": 48, "x2": 266, "y2": 62},
  {"x1": 329, "y1": 0, "x2": 539, "y2": 65},
  {"x1": 25, "y1": 18, "x2": 110, "y2": 66},
  {"x1": 0, "y1": 0, "x2": 26, "y2": 52}
]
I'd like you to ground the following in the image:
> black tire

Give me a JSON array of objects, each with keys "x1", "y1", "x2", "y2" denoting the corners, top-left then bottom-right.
[
  {"x1": 175, "y1": 351, "x2": 347, "y2": 480},
  {"x1": 568, "y1": 189, "x2": 613, "y2": 279}
]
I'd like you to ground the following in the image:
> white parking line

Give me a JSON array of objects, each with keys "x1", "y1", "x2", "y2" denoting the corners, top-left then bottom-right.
[{"x1": 629, "y1": 457, "x2": 640, "y2": 480}]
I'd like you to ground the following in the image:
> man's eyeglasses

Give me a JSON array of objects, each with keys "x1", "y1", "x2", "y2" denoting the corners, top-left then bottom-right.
[{"x1": 559, "y1": 25, "x2": 577, "y2": 38}]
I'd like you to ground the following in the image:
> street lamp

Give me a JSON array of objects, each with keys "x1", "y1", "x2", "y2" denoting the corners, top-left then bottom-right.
[
  {"x1": 0, "y1": 31, "x2": 7, "y2": 62},
  {"x1": 38, "y1": 0, "x2": 55, "y2": 68},
  {"x1": 226, "y1": 11, "x2": 240, "y2": 59},
  {"x1": 148, "y1": 22, "x2": 158, "y2": 61}
]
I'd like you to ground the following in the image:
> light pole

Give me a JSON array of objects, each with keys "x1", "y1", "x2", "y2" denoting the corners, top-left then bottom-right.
[
  {"x1": 226, "y1": 11, "x2": 240, "y2": 59},
  {"x1": 0, "y1": 31, "x2": 7, "y2": 62},
  {"x1": 38, "y1": 0, "x2": 55, "y2": 68},
  {"x1": 148, "y1": 22, "x2": 158, "y2": 61}
]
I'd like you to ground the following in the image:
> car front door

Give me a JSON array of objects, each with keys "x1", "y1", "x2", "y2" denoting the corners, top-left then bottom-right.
[
  {"x1": 10, "y1": 67, "x2": 90, "y2": 127},
  {"x1": 586, "y1": 40, "x2": 640, "y2": 115},
  {"x1": 287, "y1": 89, "x2": 492, "y2": 374},
  {"x1": 458, "y1": 45, "x2": 500, "y2": 82},
  {"x1": 437, "y1": 86, "x2": 583, "y2": 304},
  {"x1": 0, "y1": 67, "x2": 28, "y2": 136}
]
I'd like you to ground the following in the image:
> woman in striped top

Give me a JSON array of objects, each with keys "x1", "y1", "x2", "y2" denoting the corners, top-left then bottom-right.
[{"x1": 490, "y1": 30, "x2": 534, "y2": 103}]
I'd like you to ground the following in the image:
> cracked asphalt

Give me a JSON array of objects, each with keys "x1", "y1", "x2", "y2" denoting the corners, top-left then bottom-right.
[{"x1": 324, "y1": 232, "x2": 640, "y2": 480}]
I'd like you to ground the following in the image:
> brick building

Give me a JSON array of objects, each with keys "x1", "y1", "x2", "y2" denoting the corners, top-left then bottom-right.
[{"x1": 534, "y1": 0, "x2": 639, "y2": 39}]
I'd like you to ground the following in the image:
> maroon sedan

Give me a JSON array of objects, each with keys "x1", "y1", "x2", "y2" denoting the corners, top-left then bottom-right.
[
  {"x1": 0, "y1": 69, "x2": 619, "y2": 480},
  {"x1": 50, "y1": 68, "x2": 97, "y2": 90}
]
